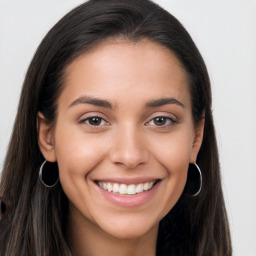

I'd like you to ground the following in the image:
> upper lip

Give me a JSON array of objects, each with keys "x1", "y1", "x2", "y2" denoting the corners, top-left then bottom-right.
[{"x1": 94, "y1": 177, "x2": 162, "y2": 185}]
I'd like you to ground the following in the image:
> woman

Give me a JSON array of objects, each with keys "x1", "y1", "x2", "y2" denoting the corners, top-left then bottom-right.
[{"x1": 0, "y1": 0, "x2": 232, "y2": 255}]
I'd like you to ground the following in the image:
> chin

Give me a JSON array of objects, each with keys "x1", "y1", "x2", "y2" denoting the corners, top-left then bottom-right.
[{"x1": 96, "y1": 214, "x2": 160, "y2": 240}]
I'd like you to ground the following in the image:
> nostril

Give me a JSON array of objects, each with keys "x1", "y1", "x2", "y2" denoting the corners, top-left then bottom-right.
[
  {"x1": 114, "y1": 158, "x2": 146, "y2": 169},
  {"x1": 109, "y1": 130, "x2": 150, "y2": 169},
  {"x1": 110, "y1": 145, "x2": 150, "y2": 169}
]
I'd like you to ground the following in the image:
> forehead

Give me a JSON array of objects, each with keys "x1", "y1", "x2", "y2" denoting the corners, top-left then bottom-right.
[
  {"x1": 60, "y1": 39, "x2": 190, "y2": 107},
  {"x1": 66, "y1": 38, "x2": 188, "y2": 79}
]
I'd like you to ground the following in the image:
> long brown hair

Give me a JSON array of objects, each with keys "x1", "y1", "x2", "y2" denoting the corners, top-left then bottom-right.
[{"x1": 0, "y1": 0, "x2": 232, "y2": 255}]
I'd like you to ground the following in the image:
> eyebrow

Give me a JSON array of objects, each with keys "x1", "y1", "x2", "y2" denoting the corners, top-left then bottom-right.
[
  {"x1": 68, "y1": 96, "x2": 184, "y2": 110},
  {"x1": 146, "y1": 97, "x2": 185, "y2": 108},
  {"x1": 68, "y1": 96, "x2": 113, "y2": 109}
]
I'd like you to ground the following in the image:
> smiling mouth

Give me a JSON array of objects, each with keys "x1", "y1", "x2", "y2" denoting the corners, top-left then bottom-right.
[{"x1": 96, "y1": 180, "x2": 159, "y2": 195}]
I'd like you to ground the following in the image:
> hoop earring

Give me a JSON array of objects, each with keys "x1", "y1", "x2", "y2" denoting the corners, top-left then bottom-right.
[
  {"x1": 39, "y1": 160, "x2": 59, "y2": 188},
  {"x1": 184, "y1": 163, "x2": 202, "y2": 197}
]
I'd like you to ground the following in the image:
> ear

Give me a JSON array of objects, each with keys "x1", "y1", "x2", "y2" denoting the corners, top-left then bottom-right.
[
  {"x1": 37, "y1": 112, "x2": 57, "y2": 162},
  {"x1": 190, "y1": 117, "x2": 205, "y2": 163}
]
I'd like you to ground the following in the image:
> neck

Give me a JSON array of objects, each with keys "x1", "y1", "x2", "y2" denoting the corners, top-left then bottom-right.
[{"x1": 66, "y1": 206, "x2": 158, "y2": 256}]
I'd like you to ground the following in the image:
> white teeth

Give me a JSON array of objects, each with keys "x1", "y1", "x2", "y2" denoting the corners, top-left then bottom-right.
[
  {"x1": 127, "y1": 184, "x2": 136, "y2": 195},
  {"x1": 119, "y1": 184, "x2": 127, "y2": 194},
  {"x1": 143, "y1": 182, "x2": 149, "y2": 191},
  {"x1": 112, "y1": 183, "x2": 119, "y2": 193},
  {"x1": 103, "y1": 182, "x2": 107, "y2": 190},
  {"x1": 107, "y1": 183, "x2": 112, "y2": 192},
  {"x1": 135, "y1": 183, "x2": 144, "y2": 193},
  {"x1": 97, "y1": 180, "x2": 157, "y2": 195}
]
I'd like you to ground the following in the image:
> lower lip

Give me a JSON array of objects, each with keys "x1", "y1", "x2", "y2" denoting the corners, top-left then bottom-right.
[{"x1": 95, "y1": 181, "x2": 161, "y2": 208}]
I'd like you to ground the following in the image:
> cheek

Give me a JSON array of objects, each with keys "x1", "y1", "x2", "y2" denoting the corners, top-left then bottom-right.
[
  {"x1": 53, "y1": 125, "x2": 109, "y2": 182},
  {"x1": 151, "y1": 129, "x2": 193, "y2": 171},
  {"x1": 149, "y1": 130, "x2": 193, "y2": 204},
  {"x1": 53, "y1": 126, "x2": 111, "y2": 220}
]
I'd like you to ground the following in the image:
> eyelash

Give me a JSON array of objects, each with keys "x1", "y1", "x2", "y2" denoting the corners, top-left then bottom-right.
[
  {"x1": 79, "y1": 116, "x2": 109, "y2": 126},
  {"x1": 146, "y1": 116, "x2": 176, "y2": 127},
  {"x1": 79, "y1": 115, "x2": 176, "y2": 128}
]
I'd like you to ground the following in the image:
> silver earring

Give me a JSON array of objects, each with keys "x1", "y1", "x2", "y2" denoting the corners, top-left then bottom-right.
[
  {"x1": 184, "y1": 163, "x2": 202, "y2": 197},
  {"x1": 39, "y1": 160, "x2": 59, "y2": 188}
]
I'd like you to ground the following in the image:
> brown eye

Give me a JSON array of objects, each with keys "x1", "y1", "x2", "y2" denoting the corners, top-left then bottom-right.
[
  {"x1": 153, "y1": 117, "x2": 168, "y2": 126},
  {"x1": 89, "y1": 117, "x2": 101, "y2": 125},
  {"x1": 146, "y1": 116, "x2": 175, "y2": 127},
  {"x1": 83, "y1": 116, "x2": 107, "y2": 126}
]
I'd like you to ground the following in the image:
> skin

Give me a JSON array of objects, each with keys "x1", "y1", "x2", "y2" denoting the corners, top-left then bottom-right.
[{"x1": 38, "y1": 39, "x2": 204, "y2": 256}]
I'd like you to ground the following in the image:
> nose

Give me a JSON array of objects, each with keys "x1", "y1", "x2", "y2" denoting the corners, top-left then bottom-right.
[{"x1": 109, "y1": 125, "x2": 149, "y2": 169}]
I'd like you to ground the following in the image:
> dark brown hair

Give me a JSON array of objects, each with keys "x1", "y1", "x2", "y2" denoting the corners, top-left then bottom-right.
[{"x1": 0, "y1": 0, "x2": 232, "y2": 255}]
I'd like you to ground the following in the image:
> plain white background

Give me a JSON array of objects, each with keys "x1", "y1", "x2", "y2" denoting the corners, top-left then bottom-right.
[{"x1": 0, "y1": 0, "x2": 255, "y2": 255}]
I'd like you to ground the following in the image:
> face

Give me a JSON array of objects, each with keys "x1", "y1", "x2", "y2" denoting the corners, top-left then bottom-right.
[{"x1": 38, "y1": 39, "x2": 204, "y2": 240}]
